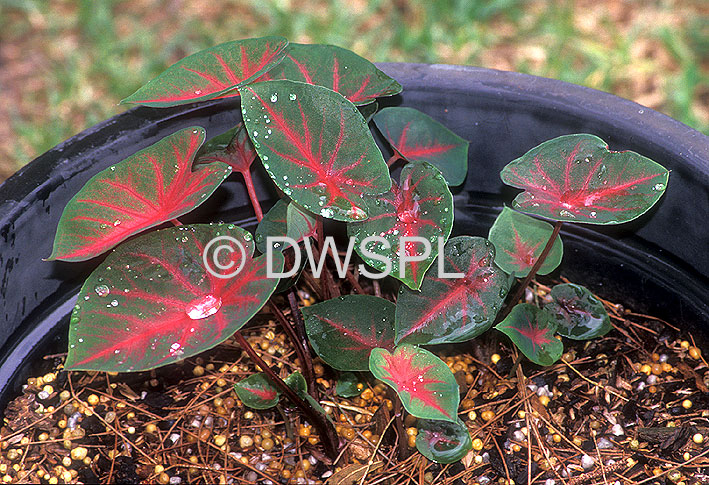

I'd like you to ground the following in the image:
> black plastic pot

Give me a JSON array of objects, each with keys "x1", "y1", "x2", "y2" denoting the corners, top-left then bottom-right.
[{"x1": 1, "y1": 63, "x2": 707, "y2": 410}]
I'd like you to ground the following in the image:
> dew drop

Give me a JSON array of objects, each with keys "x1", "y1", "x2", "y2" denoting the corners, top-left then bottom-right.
[
  {"x1": 94, "y1": 284, "x2": 110, "y2": 297},
  {"x1": 653, "y1": 183, "x2": 665, "y2": 191},
  {"x1": 270, "y1": 93, "x2": 278, "y2": 103},
  {"x1": 186, "y1": 294, "x2": 222, "y2": 320},
  {"x1": 289, "y1": 93, "x2": 297, "y2": 101},
  {"x1": 113, "y1": 219, "x2": 121, "y2": 226},
  {"x1": 110, "y1": 299, "x2": 119, "y2": 307}
]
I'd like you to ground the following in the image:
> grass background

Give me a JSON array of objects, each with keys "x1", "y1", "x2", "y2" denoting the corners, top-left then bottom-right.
[{"x1": 0, "y1": 0, "x2": 707, "y2": 182}]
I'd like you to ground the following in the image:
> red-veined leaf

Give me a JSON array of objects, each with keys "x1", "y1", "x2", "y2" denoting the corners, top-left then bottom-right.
[
  {"x1": 488, "y1": 207, "x2": 563, "y2": 277},
  {"x1": 64, "y1": 224, "x2": 284, "y2": 372},
  {"x1": 500, "y1": 134, "x2": 670, "y2": 224},
  {"x1": 545, "y1": 284, "x2": 611, "y2": 340},
  {"x1": 416, "y1": 417, "x2": 472, "y2": 464},
  {"x1": 302, "y1": 295, "x2": 395, "y2": 371},
  {"x1": 369, "y1": 345, "x2": 459, "y2": 422},
  {"x1": 255, "y1": 199, "x2": 316, "y2": 253},
  {"x1": 348, "y1": 161, "x2": 453, "y2": 290},
  {"x1": 49, "y1": 127, "x2": 231, "y2": 262},
  {"x1": 495, "y1": 304, "x2": 563, "y2": 366},
  {"x1": 239, "y1": 80, "x2": 391, "y2": 221},
  {"x1": 374, "y1": 107, "x2": 469, "y2": 186},
  {"x1": 197, "y1": 123, "x2": 256, "y2": 173},
  {"x1": 395, "y1": 236, "x2": 510, "y2": 345},
  {"x1": 234, "y1": 373, "x2": 280, "y2": 409},
  {"x1": 257, "y1": 43, "x2": 402, "y2": 105},
  {"x1": 121, "y1": 37, "x2": 288, "y2": 107}
]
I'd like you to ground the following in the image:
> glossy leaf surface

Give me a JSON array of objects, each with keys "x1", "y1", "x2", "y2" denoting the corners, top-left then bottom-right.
[
  {"x1": 302, "y1": 295, "x2": 396, "y2": 371},
  {"x1": 374, "y1": 107, "x2": 469, "y2": 186},
  {"x1": 416, "y1": 417, "x2": 472, "y2": 464},
  {"x1": 545, "y1": 284, "x2": 611, "y2": 340},
  {"x1": 64, "y1": 224, "x2": 284, "y2": 372},
  {"x1": 495, "y1": 304, "x2": 563, "y2": 366},
  {"x1": 396, "y1": 236, "x2": 510, "y2": 345},
  {"x1": 197, "y1": 123, "x2": 256, "y2": 173},
  {"x1": 258, "y1": 43, "x2": 401, "y2": 105},
  {"x1": 285, "y1": 371, "x2": 333, "y2": 423},
  {"x1": 336, "y1": 372, "x2": 363, "y2": 398},
  {"x1": 240, "y1": 80, "x2": 390, "y2": 221},
  {"x1": 500, "y1": 134, "x2": 669, "y2": 224},
  {"x1": 255, "y1": 199, "x2": 316, "y2": 253},
  {"x1": 488, "y1": 207, "x2": 563, "y2": 277},
  {"x1": 369, "y1": 345, "x2": 459, "y2": 422},
  {"x1": 49, "y1": 127, "x2": 231, "y2": 262},
  {"x1": 348, "y1": 161, "x2": 453, "y2": 290},
  {"x1": 121, "y1": 37, "x2": 288, "y2": 107},
  {"x1": 234, "y1": 373, "x2": 280, "y2": 409}
]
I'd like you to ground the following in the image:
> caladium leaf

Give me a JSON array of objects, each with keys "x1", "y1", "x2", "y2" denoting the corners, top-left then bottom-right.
[
  {"x1": 336, "y1": 372, "x2": 363, "y2": 398},
  {"x1": 121, "y1": 37, "x2": 288, "y2": 107},
  {"x1": 374, "y1": 107, "x2": 469, "y2": 186},
  {"x1": 257, "y1": 43, "x2": 402, "y2": 105},
  {"x1": 64, "y1": 224, "x2": 284, "y2": 372},
  {"x1": 500, "y1": 134, "x2": 670, "y2": 224},
  {"x1": 302, "y1": 295, "x2": 396, "y2": 371},
  {"x1": 255, "y1": 199, "x2": 316, "y2": 253},
  {"x1": 545, "y1": 284, "x2": 611, "y2": 340},
  {"x1": 416, "y1": 417, "x2": 472, "y2": 464},
  {"x1": 359, "y1": 101, "x2": 379, "y2": 123},
  {"x1": 495, "y1": 304, "x2": 563, "y2": 366},
  {"x1": 488, "y1": 207, "x2": 563, "y2": 277},
  {"x1": 369, "y1": 345, "x2": 459, "y2": 422},
  {"x1": 197, "y1": 123, "x2": 256, "y2": 174},
  {"x1": 49, "y1": 127, "x2": 231, "y2": 262},
  {"x1": 239, "y1": 80, "x2": 391, "y2": 221},
  {"x1": 395, "y1": 236, "x2": 510, "y2": 346},
  {"x1": 348, "y1": 161, "x2": 453, "y2": 290},
  {"x1": 234, "y1": 373, "x2": 281, "y2": 409},
  {"x1": 284, "y1": 371, "x2": 307, "y2": 394}
]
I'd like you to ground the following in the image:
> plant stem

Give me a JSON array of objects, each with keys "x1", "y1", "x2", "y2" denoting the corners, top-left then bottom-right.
[
  {"x1": 232, "y1": 331, "x2": 339, "y2": 459},
  {"x1": 498, "y1": 221, "x2": 563, "y2": 322},
  {"x1": 315, "y1": 217, "x2": 329, "y2": 300},
  {"x1": 240, "y1": 169, "x2": 263, "y2": 222},
  {"x1": 170, "y1": 218, "x2": 183, "y2": 226},
  {"x1": 386, "y1": 154, "x2": 401, "y2": 168},
  {"x1": 391, "y1": 390, "x2": 409, "y2": 461}
]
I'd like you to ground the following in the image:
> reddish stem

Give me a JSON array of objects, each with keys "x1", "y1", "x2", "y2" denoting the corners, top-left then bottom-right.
[
  {"x1": 170, "y1": 218, "x2": 183, "y2": 226},
  {"x1": 232, "y1": 331, "x2": 339, "y2": 459},
  {"x1": 240, "y1": 169, "x2": 263, "y2": 222},
  {"x1": 386, "y1": 154, "x2": 401, "y2": 168}
]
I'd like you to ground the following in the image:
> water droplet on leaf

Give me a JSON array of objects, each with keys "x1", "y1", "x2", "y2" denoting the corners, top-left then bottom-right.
[{"x1": 186, "y1": 294, "x2": 222, "y2": 320}]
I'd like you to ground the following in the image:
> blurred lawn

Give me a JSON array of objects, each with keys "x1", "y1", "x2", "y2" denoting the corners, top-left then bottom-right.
[{"x1": 0, "y1": 0, "x2": 707, "y2": 181}]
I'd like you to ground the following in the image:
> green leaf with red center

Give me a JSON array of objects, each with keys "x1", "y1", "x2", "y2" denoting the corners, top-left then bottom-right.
[
  {"x1": 488, "y1": 207, "x2": 563, "y2": 277},
  {"x1": 121, "y1": 37, "x2": 288, "y2": 107},
  {"x1": 369, "y1": 344, "x2": 459, "y2": 422},
  {"x1": 348, "y1": 161, "x2": 453, "y2": 290},
  {"x1": 48, "y1": 127, "x2": 231, "y2": 262},
  {"x1": 64, "y1": 223, "x2": 284, "y2": 372},
  {"x1": 256, "y1": 43, "x2": 401, "y2": 105},
  {"x1": 234, "y1": 373, "x2": 281, "y2": 409},
  {"x1": 395, "y1": 236, "x2": 510, "y2": 346},
  {"x1": 495, "y1": 304, "x2": 563, "y2": 366},
  {"x1": 255, "y1": 199, "x2": 316, "y2": 253},
  {"x1": 302, "y1": 295, "x2": 396, "y2": 371},
  {"x1": 374, "y1": 107, "x2": 469, "y2": 186},
  {"x1": 197, "y1": 123, "x2": 256, "y2": 174},
  {"x1": 239, "y1": 80, "x2": 391, "y2": 222},
  {"x1": 545, "y1": 284, "x2": 611, "y2": 340},
  {"x1": 500, "y1": 134, "x2": 670, "y2": 224},
  {"x1": 416, "y1": 417, "x2": 472, "y2": 464}
]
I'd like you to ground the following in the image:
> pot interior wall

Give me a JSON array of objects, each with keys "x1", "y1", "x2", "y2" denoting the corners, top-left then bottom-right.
[{"x1": 1, "y1": 63, "x2": 707, "y2": 411}]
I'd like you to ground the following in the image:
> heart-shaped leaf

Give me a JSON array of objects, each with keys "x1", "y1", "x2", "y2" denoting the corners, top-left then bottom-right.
[
  {"x1": 121, "y1": 37, "x2": 288, "y2": 107},
  {"x1": 545, "y1": 284, "x2": 611, "y2": 340},
  {"x1": 234, "y1": 373, "x2": 281, "y2": 409},
  {"x1": 197, "y1": 123, "x2": 256, "y2": 174},
  {"x1": 49, "y1": 127, "x2": 231, "y2": 262},
  {"x1": 500, "y1": 134, "x2": 670, "y2": 224},
  {"x1": 302, "y1": 295, "x2": 396, "y2": 371},
  {"x1": 416, "y1": 417, "x2": 472, "y2": 464},
  {"x1": 64, "y1": 224, "x2": 284, "y2": 372},
  {"x1": 374, "y1": 107, "x2": 469, "y2": 186},
  {"x1": 369, "y1": 345, "x2": 459, "y2": 422},
  {"x1": 495, "y1": 304, "x2": 563, "y2": 366},
  {"x1": 257, "y1": 43, "x2": 402, "y2": 105},
  {"x1": 255, "y1": 199, "x2": 316, "y2": 253},
  {"x1": 488, "y1": 207, "x2": 563, "y2": 277},
  {"x1": 239, "y1": 80, "x2": 391, "y2": 221},
  {"x1": 348, "y1": 161, "x2": 453, "y2": 290},
  {"x1": 395, "y1": 236, "x2": 510, "y2": 346},
  {"x1": 336, "y1": 372, "x2": 363, "y2": 398}
]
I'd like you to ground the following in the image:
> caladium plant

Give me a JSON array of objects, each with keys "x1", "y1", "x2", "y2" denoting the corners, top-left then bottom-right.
[{"x1": 50, "y1": 36, "x2": 669, "y2": 464}]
